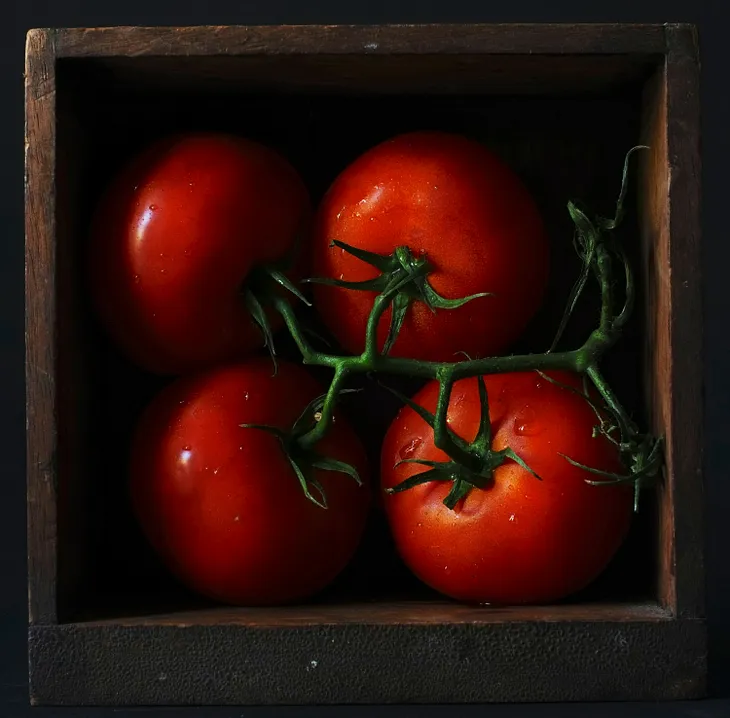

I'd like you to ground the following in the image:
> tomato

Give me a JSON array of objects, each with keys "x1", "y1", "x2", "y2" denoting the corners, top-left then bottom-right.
[
  {"x1": 129, "y1": 358, "x2": 370, "y2": 606},
  {"x1": 381, "y1": 370, "x2": 633, "y2": 605},
  {"x1": 88, "y1": 133, "x2": 310, "y2": 375},
  {"x1": 311, "y1": 131, "x2": 549, "y2": 362}
]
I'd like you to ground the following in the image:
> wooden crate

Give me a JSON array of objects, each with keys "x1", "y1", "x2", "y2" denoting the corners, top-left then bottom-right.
[{"x1": 25, "y1": 24, "x2": 704, "y2": 705}]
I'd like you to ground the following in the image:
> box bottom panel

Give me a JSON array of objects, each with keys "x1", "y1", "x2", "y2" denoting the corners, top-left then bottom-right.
[{"x1": 29, "y1": 608, "x2": 706, "y2": 705}]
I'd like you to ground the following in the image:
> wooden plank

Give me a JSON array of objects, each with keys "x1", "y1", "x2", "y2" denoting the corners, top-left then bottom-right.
[
  {"x1": 83, "y1": 600, "x2": 673, "y2": 627},
  {"x1": 664, "y1": 24, "x2": 704, "y2": 619},
  {"x1": 51, "y1": 24, "x2": 668, "y2": 58},
  {"x1": 29, "y1": 617, "x2": 706, "y2": 705},
  {"x1": 638, "y1": 55, "x2": 674, "y2": 614},
  {"x1": 25, "y1": 28, "x2": 58, "y2": 626}
]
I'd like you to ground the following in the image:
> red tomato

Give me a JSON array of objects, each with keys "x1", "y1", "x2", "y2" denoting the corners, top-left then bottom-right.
[
  {"x1": 381, "y1": 371, "x2": 633, "y2": 605},
  {"x1": 129, "y1": 358, "x2": 370, "y2": 606},
  {"x1": 88, "y1": 133, "x2": 310, "y2": 375},
  {"x1": 311, "y1": 131, "x2": 549, "y2": 361}
]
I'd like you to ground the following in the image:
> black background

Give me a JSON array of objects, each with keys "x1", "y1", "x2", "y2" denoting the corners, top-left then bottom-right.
[{"x1": 3, "y1": 0, "x2": 729, "y2": 716}]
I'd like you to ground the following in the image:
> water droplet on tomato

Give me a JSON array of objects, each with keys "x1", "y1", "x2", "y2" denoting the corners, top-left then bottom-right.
[
  {"x1": 160, "y1": 269, "x2": 166, "y2": 274},
  {"x1": 399, "y1": 437, "x2": 423, "y2": 460},
  {"x1": 244, "y1": 392, "x2": 249, "y2": 400},
  {"x1": 338, "y1": 273, "x2": 344, "y2": 280},
  {"x1": 513, "y1": 406, "x2": 542, "y2": 436},
  {"x1": 149, "y1": 204, "x2": 158, "y2": 211},
  {"x1": 133, "y1": 275, "x2": 140, "y2": 284}
]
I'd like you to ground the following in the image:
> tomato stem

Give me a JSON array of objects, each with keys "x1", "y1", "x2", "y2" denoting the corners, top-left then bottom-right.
[{"x1": 268, "y1": 145, "x2": 662, "y2": 510}]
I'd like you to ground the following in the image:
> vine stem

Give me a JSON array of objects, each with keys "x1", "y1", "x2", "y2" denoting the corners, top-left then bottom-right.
[
  {"x1": 263, "y1": 146, "x2": 654, "y2": 506},
  {"x1": 271, "y1": 285, "x2": 631, "y2": 451}
]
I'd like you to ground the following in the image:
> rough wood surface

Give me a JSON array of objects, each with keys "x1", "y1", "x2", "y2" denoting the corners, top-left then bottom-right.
[
  {"x1": 638, "y1": 25, "x2": 703, "y2": 620},
  {"x1": 639, "y1": 56, "x2": 674, "y2": 613},
  {"x1": 84, "y1": 600, "x2": 672, "y2": 627},
  {"x1": 664, "y1": 24, "x2": 704, "y2": 619},
  {"x1": 28, "y1": 617, "x2": 706, "y2": 705},
  {"x1": 50, "y1": 24, "x2": 668, "y2": 58},
  {"x1": 25, "y1": 28, "x2": 58, "y2": 626}
]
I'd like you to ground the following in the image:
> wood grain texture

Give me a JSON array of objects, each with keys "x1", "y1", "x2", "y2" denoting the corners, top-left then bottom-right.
[
  {"x1": 83, "y1": 600, "x2": 672, "y2": 627},
  {"x1": 28, "y1": 617, "x2": 705, "y2": 705},
  {"x1": 664, "y1": 24, "x2": 704, "y2": 619},
  {"x1": 51, "y1": 24, "x2": 668, "y2": 58},
  {"x1": 25, "y1": 28, "x2": 58, "y2": 626},
  {"x1": 638, "y1": 25, "x2": 703, "y2": 621},
  {"x1": 639, "y1": 59, "x2": 673, "y2": 613}
]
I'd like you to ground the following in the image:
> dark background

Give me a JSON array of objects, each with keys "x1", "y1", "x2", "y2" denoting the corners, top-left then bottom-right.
[{"x1": 3, "y1": 0, "x2": 729, "y2": 716}]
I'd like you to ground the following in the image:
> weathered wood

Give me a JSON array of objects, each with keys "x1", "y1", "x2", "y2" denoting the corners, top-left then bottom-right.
[
  {"x1": 637, "y1": 25, "x2": 703, "y2": 620},
  {"x1": 639, "y1": 56, "x2": 673, "y2": 613},
  {"x1": 25, "y1": 28, "x2": 58, "y2": 626},
  {"x1": 84, "y1": 600, "x2": 673, "y2": 627},
  {"x1": 28, "y1": 615, "x2": 706, "y2": 705},
  {"x1": 52, "y1": 24, "x2": 668, "y2": 58},
  {"x1": 663, "y1": 24, "x2": 704, "y2": 621}
]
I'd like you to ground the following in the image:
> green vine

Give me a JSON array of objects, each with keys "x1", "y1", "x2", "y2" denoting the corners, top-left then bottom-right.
[{"x1": 243, "y1": 145, "x2": 662, "y2": 512}]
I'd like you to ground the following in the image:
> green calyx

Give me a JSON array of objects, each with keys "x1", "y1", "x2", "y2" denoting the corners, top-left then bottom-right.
[
  {"x1": 384, "y1": 374, "x2": 540, "y2": 510},
  {"x1": 303, "y1": 240, "x2": 490, "y2": 355},
  {"x1": 254, "y1": 144, "x2": 662, "y2": 513},
  {"x1": 243, "y1": 264, "x2": 311, "y2": 374},
  {"x1": 240, "y1": 389, "x2": 363, "y2": 509}
]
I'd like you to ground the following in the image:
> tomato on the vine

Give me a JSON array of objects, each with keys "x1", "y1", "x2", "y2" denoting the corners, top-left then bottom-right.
[
  {"x1": 88, "y1": 132, "x2": 310, "y2": 375},
  {"x1": 129, "y1": 358, "x2": 370, "y2": 606},
  {"x1": 311, "y1": 131, "x2": 549, "y2": 362},
  {"x1": 381, "y1": 370, "x2": 633, "y2": 605}
]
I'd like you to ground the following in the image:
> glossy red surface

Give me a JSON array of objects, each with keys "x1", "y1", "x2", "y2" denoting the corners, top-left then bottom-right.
[
  {"x1": 87, "y1": 133, "x2": 311, "y2": 375},
  {"x1": 312, "y1": 131, "x2": 550, "y2": 362},
  {"x1": 381, "y1": 370, "x2": 633, "y2": 604}
]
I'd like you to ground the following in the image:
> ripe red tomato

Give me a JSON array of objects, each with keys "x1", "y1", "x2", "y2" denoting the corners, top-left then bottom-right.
[
  {"x1": 129, "y1": 358, "x2": 370, "y2": 606},
  {"x1": 381, "y1": 371, "x2": 633, "y2": 605},
  {"x1": 311, "y1": 131, "x2": 549, "y2": 361},
  {"x1": 88, "y1": 133, "x2": 310, "y2": 375}
]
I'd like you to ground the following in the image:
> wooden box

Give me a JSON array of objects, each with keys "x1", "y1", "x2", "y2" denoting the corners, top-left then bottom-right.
[{"x1": 25, "y1": 24, "x2": 704, "y2": 705}]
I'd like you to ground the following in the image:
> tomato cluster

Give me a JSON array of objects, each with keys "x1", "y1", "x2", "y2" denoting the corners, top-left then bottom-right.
[{"x1": 88, "y1": 130, "x2": 633, "y2": 607}]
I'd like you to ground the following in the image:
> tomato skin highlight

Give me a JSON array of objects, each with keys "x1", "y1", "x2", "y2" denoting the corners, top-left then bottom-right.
[
  {"x1": 88, "y1": 133, "x2": 311, "y2": 375},
  {"x1": 129, "y1": 358, "x2": 370, "y2": 606},
  {"x1": 311, "y1": 131, "x2": 549, "y2": 362},
  {"x1": 381, "y1": 371, "x2": 633, "y2": 605}
]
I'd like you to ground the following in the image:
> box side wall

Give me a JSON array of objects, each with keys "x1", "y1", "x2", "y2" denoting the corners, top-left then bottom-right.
[{"x1": 25, "y1": 28, "x2": 59, "y2": 626}]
